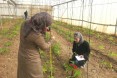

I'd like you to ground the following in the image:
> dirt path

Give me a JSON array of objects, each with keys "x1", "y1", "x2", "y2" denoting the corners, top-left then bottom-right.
[{"x1": 0, "y1": 35, "x2": 19, "y2": 78}]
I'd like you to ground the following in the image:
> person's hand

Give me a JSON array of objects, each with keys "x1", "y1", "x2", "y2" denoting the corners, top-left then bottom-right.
[
  {"x1": 47, "y1": 27, "x2": 51, "y2": 31},
  {"x1": 47, "y1": 42, "x2": 51, "y2": 45},
  {"x1": 52, "y1": 36, "x2": 55, "y2": 40}
]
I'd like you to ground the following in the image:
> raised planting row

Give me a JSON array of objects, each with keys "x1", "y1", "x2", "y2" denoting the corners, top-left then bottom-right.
[
  {"x1": 0, "y1": 18, "x2": 13, "y2": 25},
  {"x1": 0, "y1": 19, "x2": 24, "y2": 54},
  {"x1": 54, "y1": 21, "x2": 117, "y2": 46}
]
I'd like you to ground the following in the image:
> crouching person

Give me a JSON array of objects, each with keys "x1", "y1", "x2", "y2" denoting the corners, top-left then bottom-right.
[{"x1": 69, "y1": 32, "x2": 90, "y2": 68}]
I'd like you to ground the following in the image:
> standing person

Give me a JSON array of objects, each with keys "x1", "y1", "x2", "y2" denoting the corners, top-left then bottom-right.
[
  {"x1": 69, "y1": 32, "x2": 90, "y2": 68},
  {"x1": 17, "y1": 12, "x2": 52, "y2": 78},
  {"x1": 24, "y1": 10, "x2": 28, "y2": 20}
]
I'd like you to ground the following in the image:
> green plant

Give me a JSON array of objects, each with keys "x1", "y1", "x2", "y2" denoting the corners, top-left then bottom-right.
[
  {"x1": 45, "y1": 32, "x2": 51, "y2": 42},
  {"x1": 0, "y1": 47, "x2": 9, "y2": 54},
  {"x1": 0, "y1": 29, "x2": 9, "y2": 35},
  {"x1": 0, "y1": 19, "x2": 23, "y2": 55},
  {"x1": 63, "y1": 63, "x2": 81, "y2": 78},
  {"x1": 43, "y1": 62, "x2": 49, "y2": 73},
  {"x1": 5, "y1": 23, "x2": 21, "y2": 39},
  {"x1": 100, "y1": 60, "x2": 113, "y2": 69},
  {"x1": 108, "y1": 52, "x2": 117, "y2": 57},
  {"x1": 96, "y1": 33, "x2": 102, "y2": 39},
  {"x1": 39, "y1": 50, "x2": 46, "y2": 59},
  {"x1": 98, "y1": 45, "x2": 105, "y2": 50},
  {"x1": 108, "y1": 37, "x2": 114, "y2": 42},
  {"x1": 4, "y1": 41, "x2": 12, "y2": 47},
  {"x1": 52, "y1": 42, "x2": 61, "y2": 55},
  {"x1": 54, "y1": 21, "x2": 116, "y2": 46},
  {"x1": 48, "y1": 76, "x2": 54, "y2": 78},
  {"x1": 43, "y1": 61, "x2": 55, "y2": 78},
  {"x1": 52, "y1": 24, "x2": 74, "y2": 42},
  {"x1": 107, "y1": 36, "x2": 116, "y2": 45},
  {"x1": 0, "y1": 19, "x2": 22, "y2": 40},
  {"x1": 0, "y1": 18, "x2": 11, "y2": 25}
]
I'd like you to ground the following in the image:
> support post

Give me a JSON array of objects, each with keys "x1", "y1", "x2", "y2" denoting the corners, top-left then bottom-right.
[{"x1": 115, "y1": 18, "x2": 117, "y2": 36}]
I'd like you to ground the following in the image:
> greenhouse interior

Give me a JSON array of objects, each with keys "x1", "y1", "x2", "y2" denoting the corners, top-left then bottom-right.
[{"x1": 0, "y1": 0, "x2": 117, "y2": 78}]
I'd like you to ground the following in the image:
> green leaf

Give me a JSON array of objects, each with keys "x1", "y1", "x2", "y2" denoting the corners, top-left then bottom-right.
[
  {"x1": 74, "y1": 70, "x2": 81, "y2": 77},
  {"x1": 4, "y1": 41, "x2": 12, "y2": 47},
  {"x1": 108, "y1": 52, "x2": 117, "y2": 57},
  {"x1": 98, "y1": 45, "x2": 105, "y2": 50},
  {"x1": 43, "y1": 66, "x2": 47, "y2": 73},
  {"x1": 52, "y1": 42, "x2": 61, "y2": 55}
]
